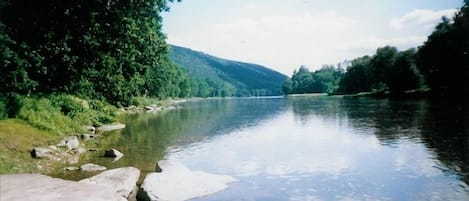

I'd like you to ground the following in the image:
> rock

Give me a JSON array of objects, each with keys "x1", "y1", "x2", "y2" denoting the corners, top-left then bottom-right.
[
  {"x1": 83, "y1": 126, "x2": 96, "y2": 134},
  {"x1": 0, "y1": 174, "x2": 126, "y2": 201},
  {"x1": 80, "y1": 163, "x2": 107, "y2": 172},
  {"x1": 81, "y1": 134, "x2": 91, "y2": 140},
  {"x1": 75, "y1": 147, "x2": 87, "y2": 154},
  {"x1": 64, "y1": 167, "x2": 79, "y2": 171},
  {"x1": 81, "y1": 134, "x2": 97, "y2": 140},
  {"x1": 96, "y1": 124, "x2": 126, "y2": 132},
  {"x1": 79, "y1": 167, "x2": 140, "y2": 200},
  {"x1": 57, "y1": 136, "x2": 80, "y2": 150},
  {"x1": 139, "y1": 160, "x2": 237, "y2": 201},
  {"x1": 144, "y1": 106, "x2": 154, "y2": 111},
  {"x1": 30, "y1": 147, "x2": 55, "y2": 159},
  {"x1": 48, "y1": 145, "x2": 58, "y2": 151},
  {"x1": 104, "y1": 148, "x2": 124, "y2": 162}
]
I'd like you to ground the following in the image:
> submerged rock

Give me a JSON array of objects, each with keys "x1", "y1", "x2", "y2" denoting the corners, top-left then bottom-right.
[
  {"x1": 79, "y1": 167, "x2": 140, "y2": 200},
  {"x1": 104, "y1": 148, "x2": 124, "y2": 162},
  {"x1": 57, "y1": 136, "x2": 80, "y2": 150},
  {"x1": 80, "y1": 163, "x2": 107, "y2": 172},
  {"x1": 139, "y1": 160, "x2": 237, "y2": 201},
  {"x1": 96, "y1": 124, "x2": 126, "y2": 132},
  {"x1": 0, "y1": 174, "x2": 126, "y2": 201}
]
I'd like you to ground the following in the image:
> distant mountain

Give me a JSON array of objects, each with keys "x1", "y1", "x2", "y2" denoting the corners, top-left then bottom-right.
[{"x1": 168, "y1": 45, "x2": 287, "y2": 97}]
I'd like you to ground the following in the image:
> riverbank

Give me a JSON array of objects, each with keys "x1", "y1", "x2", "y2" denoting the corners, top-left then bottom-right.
[{"x1": 0, "y1": 95, "x2": 187, "y2": 174}]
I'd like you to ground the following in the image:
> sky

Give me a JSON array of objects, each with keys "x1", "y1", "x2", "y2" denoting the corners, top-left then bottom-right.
[{"x1": 162, "y1": 0, "x2": 463, "y2": 75}]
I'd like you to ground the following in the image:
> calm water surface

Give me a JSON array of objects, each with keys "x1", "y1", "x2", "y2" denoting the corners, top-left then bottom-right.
[{"x1": 62, "y1": 96, "x2": 469, "y2": 200}]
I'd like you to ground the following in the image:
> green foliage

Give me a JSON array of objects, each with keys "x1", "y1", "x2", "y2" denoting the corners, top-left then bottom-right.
[
  {"x1": 13, "y1": 95, "x2": 118, "y2": 134},
  {"x1": 0, "y1": 0, "x2": 187, "y2": 105},
  {"x1": 337, "y1": 46, "x2": 423, "y2": 95},
  {"x1": 284, "y1": 65, "x2": 344, "y2": 94},
  {"x1": 0, "y1": 96, "x2": 6, "y2": 120},
  {"x1": 17, "y1": 96, "x2": 81, "y2": 134},
  {"x1": 417, "y1": 3, "x2": 469, "y2": 98},
  {"x1": 169, "y1": 45, "x2": 287, "y2": 97},
  {"x1": 337, "y1": 2, "x2": 468, "y2": 97}
]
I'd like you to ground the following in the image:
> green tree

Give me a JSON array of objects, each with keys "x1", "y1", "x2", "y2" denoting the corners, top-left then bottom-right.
[
  {"x1": 387, "y1": 49, "x2": 422, "y2": 94},
  {"x1": 417, "y1": 1, "x2": 469, "y2": 98}
]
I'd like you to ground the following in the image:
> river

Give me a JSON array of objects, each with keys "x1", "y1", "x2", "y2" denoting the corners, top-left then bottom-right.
[{"x1": 60, "y1": 96, "x2": 469, "y2": 200}]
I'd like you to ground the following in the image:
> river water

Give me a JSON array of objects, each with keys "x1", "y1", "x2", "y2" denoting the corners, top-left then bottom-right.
[{"x1": 63, "y1": 96, "x2": 469, "y2": 200}]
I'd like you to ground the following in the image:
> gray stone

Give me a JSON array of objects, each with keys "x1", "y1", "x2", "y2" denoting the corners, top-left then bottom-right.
[
  {"x1": 80, "y1": 163, "x2": 107, "y2": 172},
  {"x1": 104, "y1": 148, "x2": 124, "y2": 162},
  {"x1": 96, "y1": 124, "x2": 126, "y2": 132},
  {"x1": 0, "y1": 174, "x2": 126, "y2": 201},
  {"x1": 57, "y1": 136, "x2": 80, "y2": 150},
  {"x1": 79, "y1": 167, "x2": 140, "y2": 200},
  {"x1": 139, "y1": 160, "x2": 237, "y2": 201},
  {"x1": 64, "y1": 167, "x2": 79, "y2": 171},
  {"x1": 30, "y1": 147, "x2": 55, "y2": 159},
  {"x1": 144, "y1": 106, "x2": 154, "y2": 111}
]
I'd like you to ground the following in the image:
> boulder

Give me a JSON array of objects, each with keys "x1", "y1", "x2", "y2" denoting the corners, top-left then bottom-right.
[
  {"x1": 80, "y1": 163, "x2": 107, "y2": 172},
  {"x1": 57, "y1": 136, "x2": 80, "y2": 150},
  {"x1": 0, "y1": 174, "x2": 126, "y2": 201},
  {"x1": 30, "y1": 147, "x2": 55, "y2": 159},
  {"x1": 139, "y1": 160, "x2": 237, "y2": 201},
  {"x1": 79, "y1": 167, "x2": 140, "y2": 200},
  {"x1": 96, "y1": 124, "x2": 126, "y2": 132},
  {"x1": 104, "y1": 148, "x2": 124, "y2": 162}
]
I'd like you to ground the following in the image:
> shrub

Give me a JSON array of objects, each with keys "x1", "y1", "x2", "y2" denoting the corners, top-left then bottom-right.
[{"x1": 16, "y1": 97, "x2": 81, "y2": 135}]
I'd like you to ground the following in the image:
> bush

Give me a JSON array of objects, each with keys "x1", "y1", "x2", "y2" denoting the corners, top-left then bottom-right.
[
  {"x1": 16, "y1": 97, "x2": 81, "y2": 134},
  {"x1": 0, "y1": 97, "x2": 6, "y2": 120},
  {"x1": 15, "y1": 94, "x2": 119, "y2": 134}
]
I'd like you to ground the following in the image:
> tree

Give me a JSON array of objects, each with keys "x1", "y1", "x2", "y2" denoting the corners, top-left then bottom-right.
[
  {"x1": 417, "y1": 2, "x2": 469, "y2": 98},
  {"x1": 387, "y1": 49, "x2": 422, "y2": 94},
  {"x1": 0, "y1": 0, "x2": 188, "y2": 105}
]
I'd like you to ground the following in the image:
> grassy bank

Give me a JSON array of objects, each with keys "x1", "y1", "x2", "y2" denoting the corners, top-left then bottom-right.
[
  {"x1": 0, "y1": 94, "x2": 184, "y2": 174},
  {"x1": 0, "y1": 119, "x2": 59, "y2": 173},
  {"x1": 0, "y1": 94, "x2": 119, "y2": 173}
]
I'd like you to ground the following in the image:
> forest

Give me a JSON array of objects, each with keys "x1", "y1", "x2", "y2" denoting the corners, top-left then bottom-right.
[
  {"x1": 284, "y1": 1, "x2": 468, "y2": 99},
  {"x1": 169, "y1": 45, "x2": 287, "y2": 97},
  {"x1": 0, "y1": 0, "x2": 188, "y2": 106}
]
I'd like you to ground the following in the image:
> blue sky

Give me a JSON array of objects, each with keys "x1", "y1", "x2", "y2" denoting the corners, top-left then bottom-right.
[{"x1": 162, "y1": 0, "x2": 463, "y2": 75}]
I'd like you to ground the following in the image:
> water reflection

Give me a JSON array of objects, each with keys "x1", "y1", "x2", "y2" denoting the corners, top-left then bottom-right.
[
  {"x1": 54, "y1": 96, "x2": 469, "y2": 200},
  {"x1": 168, "y1": 96, "x2": 468, "y2": 201}
]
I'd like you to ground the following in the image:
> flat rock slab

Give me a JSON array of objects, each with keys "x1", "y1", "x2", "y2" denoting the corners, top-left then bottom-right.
[
  {"x1": 140, "y1": 160, "x2": 237, "y2": 201},
  {"x1": 80, "y1": 167, "x2": 140, "y2": 199},
  {"x1": 80, "y1": 163, "x2": 107, "y2": 172},
  {"x1": 0, "y1": 174, "x2": 126, "y2": 201},
  {"x1": 96, "y1": 124, "x2": 126, "y2": 132}
]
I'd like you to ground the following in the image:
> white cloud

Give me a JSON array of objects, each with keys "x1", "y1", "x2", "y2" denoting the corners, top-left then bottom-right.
[
  {"x1": 339, "y1": 36, "x2": 427, "y2": 56},
  {"x1": 167, "y1": 11, "x2": 357, "y2": 74},
  {"x1": 390, "y1": 9, "x2": 457, "y2": 30}
]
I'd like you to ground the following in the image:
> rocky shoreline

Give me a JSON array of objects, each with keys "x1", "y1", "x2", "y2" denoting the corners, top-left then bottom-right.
[
  {"x1": 1, "y1": 160, "x2": 237, "y2": 201},
  {"x1": 0, "y1": 99, "x2": 240, "y2": 201}
]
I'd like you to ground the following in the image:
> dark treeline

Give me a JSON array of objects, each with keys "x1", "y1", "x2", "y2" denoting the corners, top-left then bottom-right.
[
  {"x1": 282, "y1": 65, "x2": 344, "y2": 95},
  {"x1": 284, "y1": 1, "x2": 469, "y2": 98},
  {"x1": 0, "y1": 0, "x2": 189, "y2": 106}
]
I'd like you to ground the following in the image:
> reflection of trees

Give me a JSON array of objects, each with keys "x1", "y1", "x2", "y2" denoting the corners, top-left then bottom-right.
[
  {"x1": 289, "y1": 96, "x2": 469, "y2": 183},
  {"x1": 419, "y1": 101, "x2": 469, "y2": 183},
  {"x1": 108, "y1": 98, "x2": 287, "y2": 173}
]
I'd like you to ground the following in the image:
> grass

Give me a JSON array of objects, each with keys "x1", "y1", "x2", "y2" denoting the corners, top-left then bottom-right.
[
  {"x1": 0, "y1": 94, "x2": 120, "y2": 174},
  {"x1": 0, "y1": 119, "x2": 59, "y2": 174}
]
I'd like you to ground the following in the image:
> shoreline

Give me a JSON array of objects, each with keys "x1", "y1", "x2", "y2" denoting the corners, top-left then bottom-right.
[{"x1": 0, "y1": 98, "x2": 186, "y2": 175}]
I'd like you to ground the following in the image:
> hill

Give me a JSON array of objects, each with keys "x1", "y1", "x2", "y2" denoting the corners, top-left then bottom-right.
[{"x1": 168, "y1": 45, "x2": 287, "y2": 97}]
